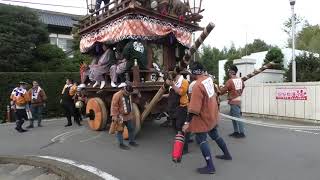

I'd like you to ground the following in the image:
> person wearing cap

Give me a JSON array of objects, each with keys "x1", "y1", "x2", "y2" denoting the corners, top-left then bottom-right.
[
  {"x1": 220, "y1": 65, "x2": 246, "y2": 138},
  {"x1": 10, "y1": 81, "x2": 30, "y2": 133},
  {"x1": 182, "y1": 62, "x2": 231, "y2": 174},
  {"x1": 110, "y1": 82, "x2": 139, "y2": 150},
  {"x1": 74, "y1": 83, "x2": 87, "y2": 122},
  {"x1": 26, "y1": 81, "x2": 47, "y2": 128}
]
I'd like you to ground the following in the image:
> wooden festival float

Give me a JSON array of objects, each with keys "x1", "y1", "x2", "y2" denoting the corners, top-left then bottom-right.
[{"x1": 78, "y1": 0, "x2": 275, "y2": 137}]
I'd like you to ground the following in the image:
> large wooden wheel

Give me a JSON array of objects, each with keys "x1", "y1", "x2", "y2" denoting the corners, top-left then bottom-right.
[
  {"x1": 86, "y1": 98, "x2": 108, "y2": 131},
  {"x1": 123, "y1": 103, "x2": 141, "y2": 139}
]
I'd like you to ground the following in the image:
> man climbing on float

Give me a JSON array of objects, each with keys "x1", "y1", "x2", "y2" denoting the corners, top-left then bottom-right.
[{"x1": 110, "y1": 40, "x2": 148, "y2": 88}]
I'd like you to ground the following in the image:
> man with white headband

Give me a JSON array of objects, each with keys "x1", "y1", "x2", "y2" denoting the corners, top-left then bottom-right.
[{"x1": 183, "y1": 62, "x2": 232, "y2": 174}]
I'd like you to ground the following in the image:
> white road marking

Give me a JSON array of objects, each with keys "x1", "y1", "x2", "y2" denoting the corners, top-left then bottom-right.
[
  {"x1": 220, "y1": 113, "x2": 320, "y2": 134},
  {"x1": 37, "y1": 156, "x2": 119, "y2": 180},
  {"x1": 294, "y1": 130, "x2": 319, "y2": 135},
  {"x1": 80, "y1": 133, "x2": 103, "y2": 143},
  {"x1": 51, "y1": 128, "x2": 84, "y2": 143}
]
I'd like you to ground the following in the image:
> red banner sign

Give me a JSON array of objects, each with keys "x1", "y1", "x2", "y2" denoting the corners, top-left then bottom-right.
[{"x1": 276, "y1": 88, "x2": 307, "y2": 100}]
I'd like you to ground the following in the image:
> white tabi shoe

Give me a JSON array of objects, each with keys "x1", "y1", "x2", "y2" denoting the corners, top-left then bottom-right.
[
  {"x1": 93, "y1": 81, "x2": 99, "y2": 88},
  {"x1": 118, "y1": 82, "x2": 126, "y2": 88},
  {"x1": 100, "y1": 81, "x2": 106, "y2": 89},
  {"x1": 111, "y1": 81, "x2": 117, "y2": 88},
  {"x1": 79, "y1": 84, "x2": 86, "y2": 87}
]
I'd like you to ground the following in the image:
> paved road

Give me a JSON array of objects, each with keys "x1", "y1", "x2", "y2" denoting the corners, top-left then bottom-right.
[{"x1": 0, "y1": 113, "x2": 320, "y2": 180}]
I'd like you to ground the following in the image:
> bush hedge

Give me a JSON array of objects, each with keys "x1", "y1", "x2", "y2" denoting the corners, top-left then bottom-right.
[{"x1": 0, "y1": 72, "x2": 79, "y2": 121}]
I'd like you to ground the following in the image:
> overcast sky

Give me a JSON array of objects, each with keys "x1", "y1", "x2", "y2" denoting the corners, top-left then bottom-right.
[{"x1": 1, "y1": 0, "x2": 319, "y2": 49}]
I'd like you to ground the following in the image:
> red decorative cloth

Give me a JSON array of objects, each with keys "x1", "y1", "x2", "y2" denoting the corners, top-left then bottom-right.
[{"x1": 80, "y1": 14, "x2": 192, "y2": 53}]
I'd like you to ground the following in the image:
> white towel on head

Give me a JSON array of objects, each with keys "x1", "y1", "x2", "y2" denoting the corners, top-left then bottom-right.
[{"x1": 175, "y1": 75, "x2": 184, "y2": 88}]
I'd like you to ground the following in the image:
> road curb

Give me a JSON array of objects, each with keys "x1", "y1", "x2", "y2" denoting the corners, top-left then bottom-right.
[{"x1": 0, "y1": 155, "x2": 104, "y2": 180}]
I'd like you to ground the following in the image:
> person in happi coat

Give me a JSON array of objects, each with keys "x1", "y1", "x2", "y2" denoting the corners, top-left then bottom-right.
[
  {"x1": 10, "y1": 81, "x2": 30, "y2": 133},
  {"x1": 182, "y1": 62, "x2": 232, "y2": 174},
  {"x1": 220, "y1": 65, "x2": 246, "y2": 138},
  {"x1": 26, "y1": 81, "x2": 47, "y2": 128},
  {"x1": 110, "y1": 82, "x2": 139, "y2": 150}
]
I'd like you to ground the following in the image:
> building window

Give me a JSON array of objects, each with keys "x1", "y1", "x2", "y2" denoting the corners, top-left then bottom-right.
[
  {"x1": 50, "y1": 37, "x2": 57, "y2": 45},
  {"x1": 49, "y1": 34, "x2": 73, "y2": 52}
]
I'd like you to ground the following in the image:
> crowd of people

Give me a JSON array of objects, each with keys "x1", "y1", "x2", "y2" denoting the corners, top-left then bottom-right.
[
  {"x1": 10, "y1": 81, "x2": 47, "y2": 132},
  {"x1": 9, "y1": 79, "x2": 88, "y2": 132},
  {"x1": 149, "y1": 62, "x2": 244, "y2": 174},
  {"x1": 9, "y1": 58, "x2": 245, "y2": 175},
  {"x1": 107, "y1": 60, "x2": 245, "y2": 174},
  {"x1": 81, "y1": 40, "x2": 148, "y2": 89}
]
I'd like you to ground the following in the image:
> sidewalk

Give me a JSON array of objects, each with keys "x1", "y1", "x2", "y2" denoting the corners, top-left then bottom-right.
[
  {"x1": 220, "y1": 101, "x2": 318, "y2": 126},
  {"x1": 0, "y1": 163, "x2": 60, "y2": 180}
]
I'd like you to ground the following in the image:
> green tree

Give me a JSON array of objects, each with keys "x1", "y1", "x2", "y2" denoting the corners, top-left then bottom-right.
[
  {"x1": 296, "y1": 25, "x2": 320, "y2": 54},
  {"x1": 282, "y1": 15, "x2": 307, "y2": 36},
  {"x1": 200, "y1": 45, "x2": 225, "y2": 78},
  {"x1": 31, "y1": 44, "x2": 67, "y2": 72},
  {"x1": 222, "y1": 44, "x2": 242, "y2": 83},
  {"x1": 264, "y1": 47, "x2": 284, "y2": 70},
  {"x1": 0, "y1": 4, "x2": 48, "y2": 71},
  {"x1": 223, "y1": 59, "x2": 234, "y2": 83},
  {"x1": 226, "y1": 43, "x2": 242, "y2": 60},
  {"x1": 285, "y1": 53, "x2": 320, "y2": 82},
  {"x1": 242, "y1": 39, "x2": 271, "y2": 55}
]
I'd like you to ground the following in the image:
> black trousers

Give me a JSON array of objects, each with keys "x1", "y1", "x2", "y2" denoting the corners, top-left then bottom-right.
[
  {"x1": 74, "y1": 108, "x2": 82, "y2": 122},
  {"x1": 62, "y1": 102, "x2": 80, "y2": 125},
  {"x1": 15, "y1": 109, "x2": 28, "y2": 129},
  {"x1": 175, "y1": 106, "x2": 188, "y2": 131},
  {"x1": 174, "y1": 106, "x2": 190, "y2": 151}
]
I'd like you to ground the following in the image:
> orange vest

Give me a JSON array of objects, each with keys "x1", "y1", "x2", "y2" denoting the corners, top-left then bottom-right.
[{"x1": 10, "y1": 88, "x2": 30, "y2": 106}]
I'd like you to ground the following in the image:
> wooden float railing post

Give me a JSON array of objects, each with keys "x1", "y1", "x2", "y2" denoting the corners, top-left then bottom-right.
[
  {"x1": 139, "y1": 22, "x2": 216, "y2": 121},
  {"x1": 183, "y1": 22, "x2": 215, "y2": 65},
  {"x1": 132, "y1": 59, "x2": 140, "y2": 86},
  {"x1": 141, "y1": 84, "x2": 167, "y2": 123}
]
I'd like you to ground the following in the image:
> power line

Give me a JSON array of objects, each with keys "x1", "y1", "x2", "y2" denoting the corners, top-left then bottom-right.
[{"x1": 0, "y1": 0, "x2": 87, "y2": 9}]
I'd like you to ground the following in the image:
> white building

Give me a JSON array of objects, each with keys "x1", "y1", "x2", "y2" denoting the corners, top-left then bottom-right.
[{"x1": 218, "y1": 48, "x2": 315, "y2": 85}]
